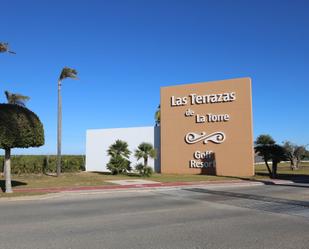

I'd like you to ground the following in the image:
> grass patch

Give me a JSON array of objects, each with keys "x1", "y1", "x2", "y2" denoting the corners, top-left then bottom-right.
[
  {"x1": 254, "y1": 161, "x2": 309, "y2": 181},
  {"x1": 255, "y1": 161, "x2": 309, "y2": 174},
  {"x1": 0, "y1": 192, "x2": 49, "y2": 198},
  {"x1": 0, "y1": 161, "x2": 308, "y2": 197},
  {"x1": 0, "y1": 171, "x2": 239, "y2": 195},
  {"x1": 1, "y1": 172, "x2": 136, "y2": 190}
]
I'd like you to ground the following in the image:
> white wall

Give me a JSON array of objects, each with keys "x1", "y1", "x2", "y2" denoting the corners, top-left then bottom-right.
[{"x1": 86, "y1": 126, "x2": 160, "y2": 172}]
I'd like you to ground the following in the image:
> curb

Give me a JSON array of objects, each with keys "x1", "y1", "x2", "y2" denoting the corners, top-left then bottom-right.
[
  {"x1": 5, "y1": 178, "x2": 301, "y2": 202},
  {"x1": 0, "y1": 181, "x2": 265, "y2": 202}
]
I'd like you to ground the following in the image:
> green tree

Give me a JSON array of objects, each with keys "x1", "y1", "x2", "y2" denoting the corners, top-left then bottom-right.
[
  {"x1": 107, "y1": 140, "x2": 131, "y2": 175},
  {"x1": 5, "y1": 91, "x2": 30, "y2": 107},
  {"x1": 255, "y1": 134, "x2": 275, "y2": 175},
  {"x1": 134, "y1": 142, "x2": 156, "y2": 167},
  {"x1": 134, "y1": 142, "x2": 156, "y2": 177},
  {"x1": 0, "y1": 104, "x2": 44, "y2": 193},
  {"x1": 255, "y1": 134, "x2": 286, "y2": 178},
  {"x1": 292, "y1": 145, "x2": 307, "y2": 169},
  {"x1": 282, "y1": 141, "x2": 308, "y2": 170},
  {"x1": 283, "y1": 141, "x2": 296, "y2": 169},
  {"x1": 268, "y1": 145, "x2": 287, "y2": 178},
  {"x1": 304, "y1": 148, "x2": 309, "y2": 160},
  {"x1": 0, "y1": 42, "x2": 15, "y2": 54},
  {"x1": 57, "y1": 67, "x2": 78, "y2": 177}
]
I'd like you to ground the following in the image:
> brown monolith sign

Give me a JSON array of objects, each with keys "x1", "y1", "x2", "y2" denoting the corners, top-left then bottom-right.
[{"x1": 160, "y1": 78, "x2": 254, "y2": 177}]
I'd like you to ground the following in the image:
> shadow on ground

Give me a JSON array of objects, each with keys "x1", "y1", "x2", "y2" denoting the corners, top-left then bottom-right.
[
  {"x1": 0, "y1": 180, "x2": 27, "y2": 192},
  {"x1": 233, "y1": 173, "x2": 309, "y2": 189},
  {"x1": 256, "y1": 172, "x2": 309, "y2": 183},
  {"x1": 186, "y1": 188, "x2": 309, "y2": 209}
]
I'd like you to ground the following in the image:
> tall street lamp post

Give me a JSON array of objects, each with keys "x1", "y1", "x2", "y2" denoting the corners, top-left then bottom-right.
[{"x1": 57, "y1": 67, "x2": 78, "y2": 177}]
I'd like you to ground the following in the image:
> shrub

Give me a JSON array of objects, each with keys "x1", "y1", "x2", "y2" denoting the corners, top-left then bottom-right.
[
  {"x1": 143, "y1": 166, "x2": 153, "y2": 177},
  {"x1": 0, "y1": 155, "x2": 85, "y2": 175},
  {"x1": 106, "y1": 140, "x2": 131, "y2": 175},
  {"x1": 106, "y1": 154, "x2": 131, "y2": 175},
  {"x1": 135, "y1": 163, "x2": 153, "y2": 177}
]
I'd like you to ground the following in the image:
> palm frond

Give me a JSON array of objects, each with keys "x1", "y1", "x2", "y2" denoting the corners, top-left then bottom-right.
[
  {"x1": 0, "y1": 42, "x2": 9, "y2": 53},
  {"x1": 59, "y1": 67, "x2": 78, "y2": 80},
  {"x1": 107, "y1": 140, "x2": 131, "y2": 159},
  {"x1": 4, "y1": 91, "x2": 10, "y2": 102},
  {"x1": 134, "y1": 142, "x2": 156, "y2": 161},
  {"x1": 0, "y1": 42, "x2": 16, "y2": 54},
  {"x1": 155, "y1": 105, "x2": 160, "y2": 126},
  {"x1": 4, "y1": 91, "x2": 30, "y2": 107},
  {"x1": 134, "y1": 150, "x2": 144, "y2": 161}
]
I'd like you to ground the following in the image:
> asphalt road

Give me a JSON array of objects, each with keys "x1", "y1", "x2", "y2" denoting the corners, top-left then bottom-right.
[{"x1": 0, "y1": 183, "x2": 308, "y2": 249}]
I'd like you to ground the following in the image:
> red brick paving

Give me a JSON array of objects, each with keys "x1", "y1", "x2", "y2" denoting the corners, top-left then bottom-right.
[{"x1": 13, "y1": 180, "x2": 250, "y2": 193}]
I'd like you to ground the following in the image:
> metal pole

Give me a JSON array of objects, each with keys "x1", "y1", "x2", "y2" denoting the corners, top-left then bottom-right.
[{"x1": 57, "y1": 80, "x2": 62, "y2": 177}]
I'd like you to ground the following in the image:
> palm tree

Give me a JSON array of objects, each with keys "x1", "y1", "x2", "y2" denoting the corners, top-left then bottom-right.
[
  {"x1": 0, "y1": 42, "x2": 16, "y2": 54},
  {"x1": 57, "y1": 67, "x2": 78, "y2": 177},
  {"x1": 107, "y1": 140, "x2": 131, "y2": 174},
  {"x1": 107, "y1": 140, "x2": 131, "y2": 159},
  {"x1": 134, "y1": 142, "x2": 156, "y2": 167},
  {"x1": 5, "y1": 91, "x2": 30, "y2": 106},
  {"x1": 155, "y1": 105, "x2": 160, "y2": 126}
]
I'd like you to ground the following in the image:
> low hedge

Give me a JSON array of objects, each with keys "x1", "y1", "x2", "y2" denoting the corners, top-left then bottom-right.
[{"x1": 0, "y1": 155, "x2": 85, "y2": 174}]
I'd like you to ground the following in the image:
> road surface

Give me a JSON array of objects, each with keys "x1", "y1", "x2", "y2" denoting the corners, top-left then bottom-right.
[{"x1": 0, "y1": 183, "x2": 308, "y2": 249}]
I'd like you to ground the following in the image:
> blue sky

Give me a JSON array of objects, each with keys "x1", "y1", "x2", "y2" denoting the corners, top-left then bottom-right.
[{"x1": 1, "y1": 0, "x2": 308, "y2": 154}]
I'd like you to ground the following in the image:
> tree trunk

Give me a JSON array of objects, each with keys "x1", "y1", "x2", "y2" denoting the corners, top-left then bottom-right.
[
  {"x1": 272, "y1": 161, "x2": 278, "y2": 179},
  {"x1": 264, "y1": 160, "x2": 272, "y2": 177},
  {"x1": 291, "y1": 158, "x2": 298, "y2": 170},
  {"x1": 4, "y1": 148, "x2": 12, "y2": 193},
  {"x1": 290, "y1": 159, "x2": 295, "y2": 170},
  {"x1": 57, "y1": 80, "x2": 62, "y2": 177},
  {"x1": 296, "y1": 157, "x2": 301, "y2": 170},
  {"x1": 144, "y1": 156, "x2": 148, "y2": 167}
]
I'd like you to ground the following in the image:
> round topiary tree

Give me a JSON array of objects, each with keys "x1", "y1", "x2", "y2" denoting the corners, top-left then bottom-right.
[{"x1": 0, "y1": 104, "x2": 44, "y2": 193}]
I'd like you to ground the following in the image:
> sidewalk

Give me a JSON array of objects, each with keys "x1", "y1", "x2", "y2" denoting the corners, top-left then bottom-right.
[{"x1": 12, "y1": 179, "x2": 268, "y2": 194}]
